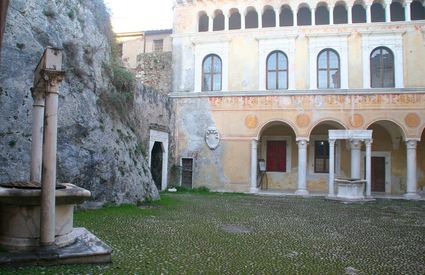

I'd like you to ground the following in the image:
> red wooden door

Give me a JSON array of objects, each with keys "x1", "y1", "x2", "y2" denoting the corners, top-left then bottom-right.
[{"x1": 266, "y1": 141, "x2": 286, "y2": 172}]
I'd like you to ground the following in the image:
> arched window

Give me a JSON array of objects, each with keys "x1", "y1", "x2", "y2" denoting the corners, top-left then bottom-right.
[
  {"x1": 390, "y1": 1, "x2": 405, "y2": 21},
  {"x1": 352, "y1": 4, "x2": 367, "y2": 23},
  {"x1": 198, "y1": 12, "x2": 209, "y2": 32},
  {"x1": 262, "y1": 7, "x2": 276, "y2": 27},
  {"x1": 297, "y1": 6, "x2": 312, "y2": 26},
  {"x1": 202, "y1": 54, "x2": 222, "y2": 91},
  {"x1": 317, "y1": 49, "x2": 340, "y2": 89},
  {"x1": 334, "y1": 4, "x2": 348, "y2": 24},
  {"x1": 229, "y1": 9, "x2": 241, "y2": 30},
  {"x1": 246, "y1": 8, "x2": 258, "y2": 28},
  {"x1": 280, "y1": 5, "x2": 294, "y2": 26},
  {"x1": 371, "y1": 2, "x2": 386, "y2": 22},
  {"x1": 411, "y1": 0, "x2": 425, "y2": 20},
  {"x1": 316, "y1": 5, "x2": 330, "y2": 25},
  {"x1": 213, "y1": 10, "x2": 225, "y2": 31},
  {"x1": 370, "y1": 47, "x2": 394, "y2": 88},
  {"x1": 266, "y1": 51, "x2": 288, "y2": 90}
]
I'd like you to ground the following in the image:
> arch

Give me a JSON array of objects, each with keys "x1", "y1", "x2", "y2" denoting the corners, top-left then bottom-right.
[
  {"x1": 411, "y1": 0, "x2": 425, "y2": 20},
  {"x1": 317, "y1": 48, "x2": 340, "y2": 89},
  {"x1": 266, "y1": 50, "x2": 288, "y2": 90},
  {"x1": 262, "y1": 5, "x2": 276, "y2": 27},
  {"x1": 256, "y1": 119, "x2": 298, "y2": 140},
  {"x1": 365, "y1": 119, "x2": 407, "y2": 140},
  {"x1": 352, "y1": 1, "x2": 367, "y2": 23},
  {"x1": 334, "y1": 2, "x2": 348, "y2": 24},
  {"x1": 370, "y1": 46, "x2": 394, "y2": 88},
  {"x1": 229, "y1": 8, "x2": 241, "y2": 30},
  {"x1": 316, "y1": 3, "x2": 330, "y2": 25},
  {"x1": 213, "y1": 10, "x2": 225, "y2": 31},
  {"x1": 245, "y1": 7, "x2": 258, "y2": 28},
  {"x1": 390, "y1": 1, "x2": 405, "y2": 21},
  {"x1": 198, "y1": 11, "x2": 209, "y2": 32},
  {"x1": 280, "y1": 5, "x2": 294, "y2": 26},
  {"x1": 297, "y1": 4, "x2": 312, "y2": 26},
  {"x1": 307, "y1": 118, "x2": 348, "y2": 138},
  {"x1": 202, "y1": 54, "x2": 222, "y2": 91},
  {"x1": 371, "y1": 1, "x2": 386, "y2": 22}
]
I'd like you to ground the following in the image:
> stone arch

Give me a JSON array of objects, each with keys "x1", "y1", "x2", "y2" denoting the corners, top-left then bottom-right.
[
  {"x1": 315, "y1": 2, "x2": 330, "y2": 25},
  {"x1": 198, "y1": 11, "x2": 209, "y2": 32},
  {"x1": 352, "y1": 0, "x2": 367, "y2": 23},
  {"x1": 245, "y1": 6, "x2": 259, "y2": 28},
  {"x1": 334, "y1": 1, "x2": 348, "y2": 24},
  {"x1": 228, "y1": 8, "x2": 241, "y2": 30},
  {"x1": 307, "y1": 118, "x2": 348, "y2": 138},
  {"x1": 256, "y1": 119, "x2": 298, "y2": 140},
  {"x1": 297, "y1": 3, "x2": 312, "y2": 26},
  {"x1": 149, "y1": 129, "x2": 169, "y2": 191},
  {"x1": 365, "y1": 119, "x2": 407, "y2": 147},
  {"x1": 213, "y1": 9, "x2": 225, "y2": 31},
  {"x1": 262, "y1": 5, "x2": 276, "y2": 27},
  {"x1": 280, "y1": 4, "x2": 294, "y2": 26}
]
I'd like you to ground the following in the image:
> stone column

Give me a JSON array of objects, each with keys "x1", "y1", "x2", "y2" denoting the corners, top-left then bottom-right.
[
  {"x1": 350, "y1": 139, "x2": 361, "y2": 179},
  {"x1": 275, "y1": 8, "x2": 280, "y2": 27},
  {"x1": 250, "y1": 139, "x2": 258, "y2": 193},
  {"x1": 40, "y1": 71, "x2": 64, "y2": 246},
  {"x1": 348, "y1": 6, "x2": 352, "y2": 24},
  {"x1": 328, "y1": 139, "x2": 336, "y2": 197},
  {"x1": 405, "y1": 1, "x2": 412, "y2": 21},
  {"x1": 208, "y1": 16, "x2": 213, "y2": 32},
  {"x1": 385, "y1": 3, "x2": 391, "y2": 22},
  {"x1": 329, "y1": 6, "x2": 334, "y2": 25},
  {"x1": 241, "y1": 12, "x2": 245, "y2": 29},
  {"x1": 30, "y1": 88, "x2": 45, "y2": 183},
  {"x1": 296, "y1": 139, "x2": 309, "y2": 195},
  {"x1": 258, "y1": 11, "x2": 262, "y2": 28},
  {"x1": 405, "y1": 140, "x2": 420, "y2": 199},
  {"x1": 224, "y1": 15, "x2": 229, "y2": 31},
  {"x1": 366, "y1": 5, "x2": 371, "y2": 23},
  {"x1": 312, "y1": 8, "x2": 316, "y2": 26},
  {"x1": 365, "y1": 139, "x2": 373, "y2": 197}
]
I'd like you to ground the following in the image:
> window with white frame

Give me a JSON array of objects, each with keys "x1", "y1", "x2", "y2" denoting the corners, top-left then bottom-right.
[
  {"x1": 317, "y1": 49, "x2": 340, "y2": 89},
  {"x1": 370, "y1": 47, "x2": 395, "y2": 88},
  {"x1": 202, "y1": 54, "x2": 222, "y2": 91},
  {"x1": 266, "y1": 51, "x2": 288, "y2": 90}
]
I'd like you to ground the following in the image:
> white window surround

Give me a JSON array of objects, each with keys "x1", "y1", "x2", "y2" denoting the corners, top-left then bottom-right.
[
  {"x1": 360, "y1": 30, "x2": 404, "y2": 89},
  {"x1": 360, "y1": 151, "x2": 392, "y2": 194},
  {"x1": 260, "y1": 136, "x2": 292, "y2": 173},
  {"x1": 149, "y1": 129, "x2": 169, "y2": 191},
  {"x1": 193, "y1": 41, "x2": 229, "y2": 92},
  {"x1": 257, "y1": 35, "x2": 297, "y2": 90},
  {"x1": 308, "y1": 135, "x2": 341, "y2": 176},
  {"x1": 307, "y1": 32, "x2": 350, "y2": 90}
]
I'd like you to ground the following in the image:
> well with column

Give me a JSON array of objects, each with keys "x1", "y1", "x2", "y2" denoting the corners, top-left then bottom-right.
[{"x1": 0, "y1": 48, "x2": 111, "y2": 265}]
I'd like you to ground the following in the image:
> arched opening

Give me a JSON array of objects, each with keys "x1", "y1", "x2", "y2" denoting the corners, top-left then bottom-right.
[
  {"x1": 229, "y1": 8, "x2": 241, "y2": 30},
  {"x1": 202, "y1": 54, "x2": 222, "y2": 91},
  {"x1": 366, "y1": 120, "x2": 406, "y2": 194},
  {"x1": 280, "y1": 5, "x2": 294, "y2": 26},
  {"x1": 297, "y1": 5, "x2": 312, "y2": 26},
  {"x1": 246, "y1": 7, "x2": 258, "y2": 28},
  {"x1": 334, "y1": 2, "x2": 348, "y2": 24},
  {"x1": 371, "y1": 1, "x2": 386, "y2": 22},
  {"x1": 411, "y1": 0, "x2": 425, "y2": 20},
  {"x1": 370, "y1": 47, "x2": 394, "y2": 88},
  {"x1": 257, "y1": 121, "x2": 297, "y2": 191},
  {"x1": 198, "y1": 12, "x2": 209, "y2": 32},
  {"x1": 151, "y1": 141, "x2": 163, "y2": 191},
  {"x1": 317, "y1": 49, "x2": 340, "y2": 89},
  {"x1": 308, "y1": 121, "x2": 347, "y2": 192},
  {"x1": 352, "y1": 2, "x2": 367, "y2": 23},
  {"x1": 262, "y1": 6, "x2": 276, "y2": 27},
  {"x1": 213, "y1": 10, "x2": 225, "y2": 31},
  {"x1": 390, "y1": 1, "x2": 405, "y2": 21},
  {"x1": 266, "y1": 51, "x2": 288, "y2": 90},
  {"x1": 316, "y1": 4, "x2": 330, "y2": 25}
]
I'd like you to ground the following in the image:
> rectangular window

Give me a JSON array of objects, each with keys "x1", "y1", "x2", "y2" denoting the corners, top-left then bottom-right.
[
  {"x1": 266, "y1": 141, "x2": 286, "y2": 172},
  {"x1": 314, "y1": 140, "x2": 329, "y2": 173},
  {"x1": 153, "y1": 39, "x2": 163, "y2": 52}
]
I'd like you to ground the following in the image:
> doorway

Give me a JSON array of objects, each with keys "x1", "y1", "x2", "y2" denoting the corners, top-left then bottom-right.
[
  {"x1": 371, "y1": 156, "x2": 385, "y2": 192},
  {"x1": 151, "y1": 142, "x2": 163, "y2": 190}
]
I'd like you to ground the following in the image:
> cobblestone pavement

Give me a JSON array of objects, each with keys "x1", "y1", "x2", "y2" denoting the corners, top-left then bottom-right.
[{"x1": 2, "y1": 192, "x2": 424, "y2": 274}]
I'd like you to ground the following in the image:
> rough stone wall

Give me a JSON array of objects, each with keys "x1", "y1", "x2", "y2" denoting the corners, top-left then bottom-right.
[
  {"x1": 0, "y1": 0, "x2": 169, "y2": 204},
  {"x1": 136, "y1": 52, "x2": 172, "y2": 96}
]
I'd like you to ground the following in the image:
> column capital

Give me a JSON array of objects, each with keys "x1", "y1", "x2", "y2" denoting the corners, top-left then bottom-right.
[
  {"x1": 406, "y1": 139, "x2": 418, "y2": 149},
  {"x1": 364, "y1": 139, "x2": 373, "y2": 146},
  {"x1": 297, "y1": 139, "x2": 308, "y2": 148},
  {"x1": 42, "y1": 70, "x2": 65, "y2": 87},
  {"x1": 328, "y1": 138, "x2": 336, "y2": 145},
  {"x1": 30, "y1": 87, "x2": 45, "y2": 101},
  {"x1": 350, "y1": 139, "x2": 362, "y2": 150}
]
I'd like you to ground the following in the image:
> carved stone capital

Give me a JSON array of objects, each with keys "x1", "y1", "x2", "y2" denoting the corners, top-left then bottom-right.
[
  {"x1": 350, "y1": 139, "x2": 362, "y2": 150},
  {"x1": 405, "y1": 140, "x2": 417, "y2": 150},
  {"x1": 30, "y1": 87, "x2": 45, "y2": 101},
  {"x1": 42, "y1": 70, "x2": 65, "y2": 88},
  {"x1": 297, "y1": 139, "x2": 308, "y2": 149},
  {"x1": 364, "y1": 139, "x2": 373, "y2": 147}
]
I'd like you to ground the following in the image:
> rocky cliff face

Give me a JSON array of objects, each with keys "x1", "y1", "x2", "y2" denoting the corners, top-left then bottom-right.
[{"x1": 0, "y1": 0, "x2": 169, "y2": 204}]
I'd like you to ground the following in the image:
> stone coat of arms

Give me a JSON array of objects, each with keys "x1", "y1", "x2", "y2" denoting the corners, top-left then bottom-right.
[{"x1": 205, "y1": 127, "x2": 220, "y2": 150}]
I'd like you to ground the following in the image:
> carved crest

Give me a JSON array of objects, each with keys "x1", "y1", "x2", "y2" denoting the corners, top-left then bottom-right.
[{"x1": 205, "y1": 127, "x2": 220, "y2": 150}]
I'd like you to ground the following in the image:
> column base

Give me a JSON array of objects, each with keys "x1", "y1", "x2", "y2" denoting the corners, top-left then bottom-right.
[
  {"x1": 295, "y1": 189, "x2": 309, "y2": 196},
  {"x1": 404, "y1": 192, "x2": 421, "y2": 200},
  {"x1": 250, "y1": 187, "x2": 259, "y2": 194}
]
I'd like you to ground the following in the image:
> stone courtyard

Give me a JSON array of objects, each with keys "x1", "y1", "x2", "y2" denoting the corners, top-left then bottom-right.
[{"x1": 1, "y1": 191, "x2": 424, "y2": 274}]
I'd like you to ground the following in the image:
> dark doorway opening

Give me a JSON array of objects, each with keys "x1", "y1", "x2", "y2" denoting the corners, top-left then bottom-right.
[
  {"x1": 371, "y1": 156, "x2": 386, "y2": 192},
  {"x1": 181, "y1": 158, "x2": 193, "y2": 188},
  {"x1": 151, "y1": 142, "x2": 163, "y2": 190}
]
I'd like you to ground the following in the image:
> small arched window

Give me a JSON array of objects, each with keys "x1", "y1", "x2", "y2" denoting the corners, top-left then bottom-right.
[
  {"x1": 266, "y1": 51, "x2": 288, "y2": 90},
  {"x1": 370, "y1": 47, "x2": 394, "y2": 88},
  {"x1": 202, "y1": 54, "x2": 222, "y2": 91},
  {"x1": 198, "y1": 12, "x2": 209, "y2": 32},
  {"x1": 317, "y1": 49, "x2": 340, "y2": 89}
]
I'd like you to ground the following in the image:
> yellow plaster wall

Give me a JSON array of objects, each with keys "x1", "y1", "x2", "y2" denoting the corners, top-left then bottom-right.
[
  {"x1": 403, "y1": 30, "x2": 425, "y2": 87},
  {"x1": 295, "y1": 36, "x2": 309, "y2": 89},
  {"x1": 221, "y1": 140, "x2": 250, "y2": 184}
]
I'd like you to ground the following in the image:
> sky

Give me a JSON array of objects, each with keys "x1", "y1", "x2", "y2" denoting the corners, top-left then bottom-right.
[{"x1": 104, "y1": 0, "x2": 174, "y2": 33}]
